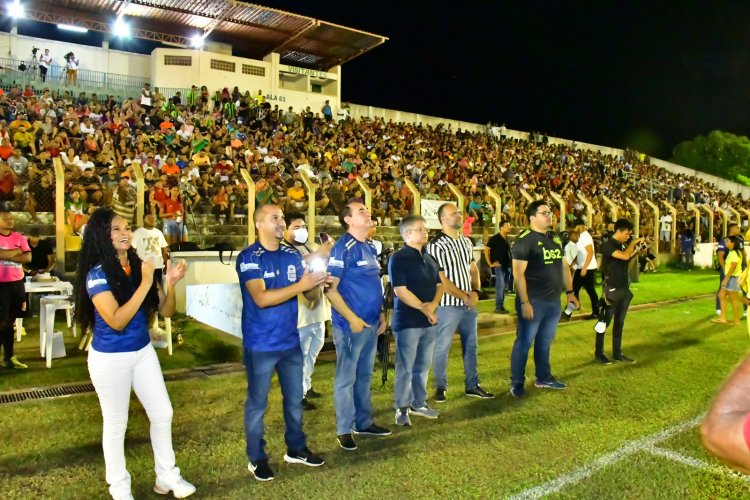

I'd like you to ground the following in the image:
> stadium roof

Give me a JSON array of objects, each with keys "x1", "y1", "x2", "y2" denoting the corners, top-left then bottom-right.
[{"x1": 20, "y1": 0, "x2": 388, "y2": 70}]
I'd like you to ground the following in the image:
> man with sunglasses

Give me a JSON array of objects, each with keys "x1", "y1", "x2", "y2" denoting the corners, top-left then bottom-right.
[{"x1": 509, "y1": 200, "x2": 577, "y2": 398}]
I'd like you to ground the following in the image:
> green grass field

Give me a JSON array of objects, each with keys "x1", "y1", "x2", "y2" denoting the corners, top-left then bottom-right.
[{"x1": 3, "y1": 269, "x2": 750, "y2": 498}]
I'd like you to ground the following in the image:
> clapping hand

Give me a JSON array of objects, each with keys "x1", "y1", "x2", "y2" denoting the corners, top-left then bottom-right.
[{"x1": 165, "y1": 258, "x2": 188, "y2": 287}]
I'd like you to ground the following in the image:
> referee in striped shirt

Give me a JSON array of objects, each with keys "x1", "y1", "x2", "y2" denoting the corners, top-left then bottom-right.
[{"x1": 426, "y1": 203, "x2": 494, "y2": 402}]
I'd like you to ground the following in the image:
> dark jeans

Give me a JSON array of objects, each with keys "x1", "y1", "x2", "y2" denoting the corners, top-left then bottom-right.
[
  {"x1": 494, "y1": 266, "x2": 506, "y2": 310},
  {"x1": 0, "y1": 280, "x2": 25, "y2": 361},
  {"x1": 596, "y1": 286, "x2": 633, "y2": 356},
  {"x1": 510, "y1": 298, "x2": 561, "y2": 384},
  {"x1": 573, "y1": 269, "x2": 599, "y2": 315},
  {"x1": 716, "y1": 269, "x2": 725, "y2": 311},
  {"x1": 243, "y1": 347, "x2": 306, "y2": 461}
]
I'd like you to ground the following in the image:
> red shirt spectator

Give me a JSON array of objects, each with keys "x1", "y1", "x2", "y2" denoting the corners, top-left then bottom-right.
[
  {"x1": 162, "y1": 197, "x2": 183, "y2": 219},
  {"x1": 0, "y1": 142, "x2": 13, "y2": 160}
]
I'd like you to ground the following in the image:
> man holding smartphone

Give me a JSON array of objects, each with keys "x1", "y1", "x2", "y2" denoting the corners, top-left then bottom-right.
[{"x1": 281, "y1": 212, "x2": 333, "y2": 410}]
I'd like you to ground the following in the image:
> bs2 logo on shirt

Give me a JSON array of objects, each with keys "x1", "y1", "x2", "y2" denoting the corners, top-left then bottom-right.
[{"x1": 543, "y1": 248, "x2": 562, "y2": 262}]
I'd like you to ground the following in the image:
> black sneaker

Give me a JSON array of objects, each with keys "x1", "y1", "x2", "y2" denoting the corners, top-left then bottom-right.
[
  {"x1": 283, "y1": 447, "x2": 325, "y2": 467},
  {"x1": 510, "y1": 383, "x2": 526, "y2": 398},
  {"x1": 337, "y1": 433, "x2": 357, "y2": 451},
  {"x1": 352, "y1": 424, "x2": 392, "y2": 436},
  {"x1": 495, "y1": 308, "x2": 509, "y2": 314},
  {"x1": 614, "y1": 354, "x2": 636, "y2": 364},
  {"x1": 465, "y1": 385, "x2": 495, "y2": 399},
  {"x1": 301, "y1": 397, "x2": 316, "y2": 411},
  {"x1": 595, "y1": 353, "x2": 613, "y2": 365},
  {"x1": 306, "y1": 388, "x2": 322, "y2": 399},
  {"x1": 248, "y1": 459, "x2": 274, "y2": 481},
  {"x1": 434, "y1": 387, "x2": 447, "y2": 403}
]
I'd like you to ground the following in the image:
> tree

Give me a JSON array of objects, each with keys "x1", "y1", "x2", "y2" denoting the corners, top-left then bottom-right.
[{"x1": 672, "y1": 130, "x2": 750, "y2": 185}]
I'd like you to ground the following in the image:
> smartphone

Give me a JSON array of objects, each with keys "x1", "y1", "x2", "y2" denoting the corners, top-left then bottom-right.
[{"x1": 319, "y1": 231, "x2": 329, "y2": 244}]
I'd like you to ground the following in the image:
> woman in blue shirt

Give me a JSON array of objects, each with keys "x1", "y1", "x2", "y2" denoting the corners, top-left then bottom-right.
[{"x1": 74, "y1": 207, "x2": 195, "y2": 500}]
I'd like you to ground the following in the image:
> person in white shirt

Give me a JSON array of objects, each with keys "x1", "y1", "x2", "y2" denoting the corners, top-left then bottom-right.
[
  {"x1": 660, "y1": 214, "x2": 672, "y2": 242},
  {"x1": 281, "y1": 211, "x2": 333, "y2": 411},
  {"x1": 574, "y1": 222, "x2": 600, "y2": 318},
  {"x1": 565, "y1": 230, "x2": 579, "y2": 275},
  {"x1": 65, "y1": 52, "x2": 79, "y2": 86},
  {"x1": 130, "y1": 213, "x2": 171, "y2": 345},
  {"x1": 39, "y1": 49, "x2": 52, "y2": 82}
]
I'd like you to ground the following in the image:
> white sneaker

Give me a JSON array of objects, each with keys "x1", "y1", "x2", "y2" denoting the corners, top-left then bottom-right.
[
  {"x1": 716, "y1": 309, "x2": 722, "y2": 316},
  {"x1": 154, "y1": 476, "x2": 196, "y2": 498},
  {"x1": 594, "y1": 321, "x2": 607, "y2": 334},
  {"x1": 112, "y1": 493, "x2": 134, "y2": 500},
  {"x1": 408, "y1": 405, "x2": 439, "y2": 419}
]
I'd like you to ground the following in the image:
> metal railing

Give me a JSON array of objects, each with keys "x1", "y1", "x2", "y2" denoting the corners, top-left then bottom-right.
[{"x1": 0, "y1": 55, "x2": 151, "y2": 99}]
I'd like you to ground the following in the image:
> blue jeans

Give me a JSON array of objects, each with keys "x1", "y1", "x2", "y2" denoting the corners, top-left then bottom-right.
[
  {"x1": 716, "y1": 269, "x2": 725, "y2": 311},
  {"x1": 333, "y1": 324, "x2": 377, "y2": 435},
  {"x1": 394, "y1": 326, "x2": 437, "y2": 409},
  {"x1": 510, "y1": 299, "x2": 561, "y2": 385},
  {"x1": 299, "y1": 322, "x2": 325, "y2": 394},
  {"x1": 244, "y1": 347, "x2": 306, "y2": 461},
  {"x1": 433, "y1": 306, "x2": 479, "y2": 390},
  {"x1": 494, "y1": 266, "x2": 506, "y2": 310}
]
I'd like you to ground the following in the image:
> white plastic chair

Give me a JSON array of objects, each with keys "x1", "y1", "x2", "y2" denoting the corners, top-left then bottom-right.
[{"x1": 39, "y1": 295, "x2": 76, "y2": 368}]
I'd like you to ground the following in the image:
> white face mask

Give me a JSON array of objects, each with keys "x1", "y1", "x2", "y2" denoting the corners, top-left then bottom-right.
[{"x1": 293, "y1": 227, "x2": 308, "y2": 244}]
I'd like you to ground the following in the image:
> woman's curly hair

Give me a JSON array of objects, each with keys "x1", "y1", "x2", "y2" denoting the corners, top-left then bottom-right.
[{"x1": 73, "y1": 207, "x2": 159, "y2": 333}]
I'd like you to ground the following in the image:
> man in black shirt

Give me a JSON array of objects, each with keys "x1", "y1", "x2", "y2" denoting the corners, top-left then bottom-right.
[
  {"x1": 388, "y1": 214, "x2": 444, "y2": 426},
  {"x1": 485, "y1": 220, "x2": 512, "y2": 313},
  {"x1": 23, "y1": 227, "x2": 58, "y2": 278},
  {"x1": 594, "y1": 218, "x2": 645, "y2": 364},
  {"x1": 510, "y1": 201, "x2": 577, "y2": 398}
]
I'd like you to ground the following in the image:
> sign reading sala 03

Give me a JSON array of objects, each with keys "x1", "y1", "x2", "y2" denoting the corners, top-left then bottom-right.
[{"x1": 283, "y1": 65, "x2": 335, "y2": 80}]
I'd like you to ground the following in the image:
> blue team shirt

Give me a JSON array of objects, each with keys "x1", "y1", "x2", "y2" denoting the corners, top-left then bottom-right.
[
  {"x1": 86, "y1": 265, "x2": 150, "y2": 353},
  {"x1": 236, "y1": 241, "x2": 304, "y2": 352},
  {"x1": 327, "y1": 232, "x2": 382, "y2": 331}
]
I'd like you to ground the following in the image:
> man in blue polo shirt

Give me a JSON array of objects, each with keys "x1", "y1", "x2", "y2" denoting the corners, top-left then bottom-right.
[
  {"x1": 236, "y1": 204, "x2": 328, "y2": 481},
  {"x1": 388, "y1": 214, "x2": 444, "y2": 426},
  {"x1": 325, "y1": 201, "x2": 391, "y2": 452}
]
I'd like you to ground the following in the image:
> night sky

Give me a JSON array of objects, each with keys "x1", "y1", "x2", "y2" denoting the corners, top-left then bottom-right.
[
  {"x1": 266, "y1": 1, "x2": 750, "y2": 159},
  {"x1": 8, "y1": 1, "x2": 750, "y2": 158}
]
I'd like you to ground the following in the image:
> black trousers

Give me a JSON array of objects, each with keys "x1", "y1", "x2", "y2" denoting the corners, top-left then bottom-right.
[
  {"x1": 0, "y1": 280, "x2": 26, "y2": 361},
  {"x1": 596, "y1": 285, "x2": 633, "y2": 356},
  {"x1": 573, "y1": 268, "x2": 600, "y2": 315}
]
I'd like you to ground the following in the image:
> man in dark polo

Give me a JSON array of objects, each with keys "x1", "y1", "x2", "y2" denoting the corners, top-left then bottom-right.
[{"x1": 388, "y1": 214, "x2": 444, "y2": 426}]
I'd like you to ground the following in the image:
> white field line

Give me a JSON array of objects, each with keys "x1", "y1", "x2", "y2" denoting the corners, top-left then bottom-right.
[
  {"x1": 646, "y1": 446, "x2": 750, "y2": 484},
  {"x1": 506, "y1": 415, "x2": 703, "y2": 500}
]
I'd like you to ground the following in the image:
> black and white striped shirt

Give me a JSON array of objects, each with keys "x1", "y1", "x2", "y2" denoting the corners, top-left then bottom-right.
[{"x1": 426, "y1": 231, "x2": 474, "y2": 307}]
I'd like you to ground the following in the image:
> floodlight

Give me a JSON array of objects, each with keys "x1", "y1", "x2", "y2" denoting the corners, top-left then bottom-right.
[
  {"x1": 58, "y1": 24, "x2": 88, "y2": 33},
  {"x1": 190, "y1": 34, "x2": 205, "y2": 48},
  {"x1": 113, "y1": 18, "x2": 130, "y2": 38},
  {"x1": 7, "y1": 0, "x2": 24, "y2": 19}
]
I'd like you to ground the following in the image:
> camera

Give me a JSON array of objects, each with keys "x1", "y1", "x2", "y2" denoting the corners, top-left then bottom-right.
[{"x1": 635, "y1": 239, "x2": 648, "y2": 252}]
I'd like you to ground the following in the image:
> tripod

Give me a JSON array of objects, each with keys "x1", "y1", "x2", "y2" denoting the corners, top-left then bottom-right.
[{"x1": 379, "y1": 277, "x2": 394, "y2": 386}]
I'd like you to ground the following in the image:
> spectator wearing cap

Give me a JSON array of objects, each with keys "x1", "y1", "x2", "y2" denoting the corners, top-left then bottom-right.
[{"x1": 112, "y1": 172, "x2": 136, "y2": 223}]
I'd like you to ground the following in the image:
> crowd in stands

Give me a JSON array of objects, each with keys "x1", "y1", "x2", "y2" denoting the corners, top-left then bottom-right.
[{"x1": 0, "y1": 81, "x2": 744, "y2": 250}]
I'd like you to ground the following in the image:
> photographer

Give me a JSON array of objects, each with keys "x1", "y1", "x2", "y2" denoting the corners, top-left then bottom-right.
[{"x1": 593, "y1": 218, "x2": 643, "y2": 365}]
